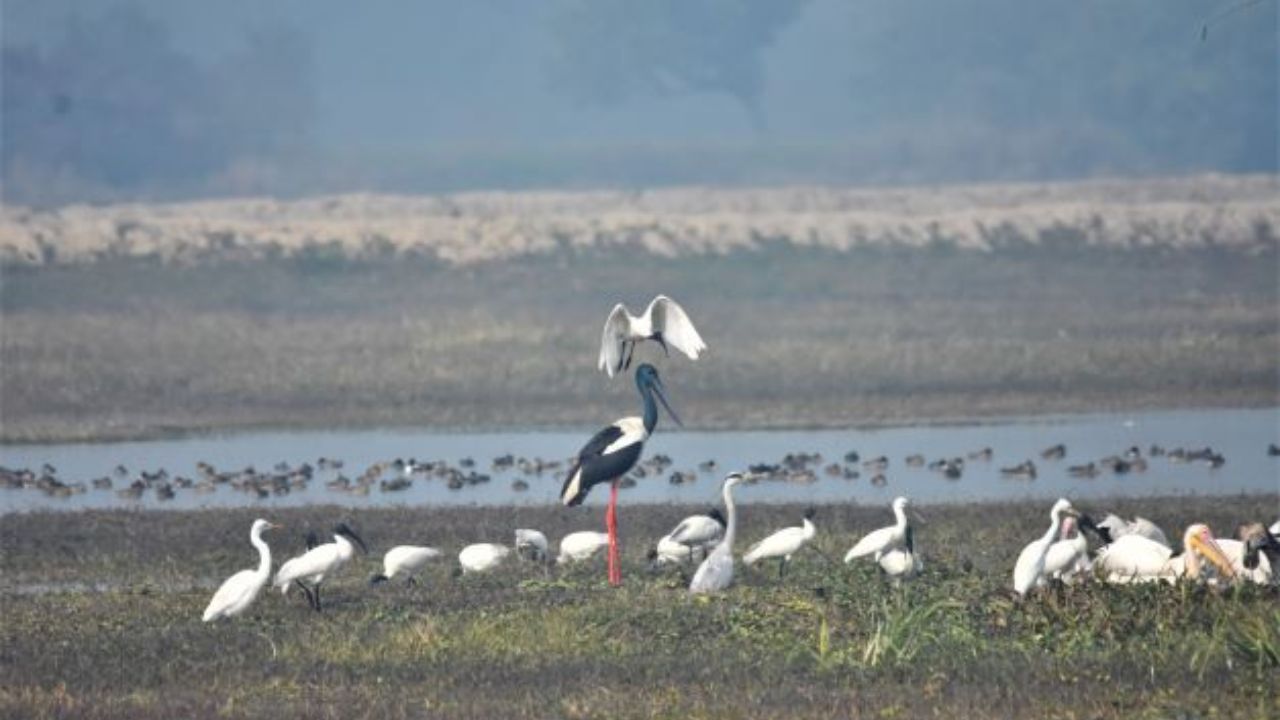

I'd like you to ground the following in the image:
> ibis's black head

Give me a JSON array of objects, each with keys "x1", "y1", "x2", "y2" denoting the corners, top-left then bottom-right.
[
  {"x1": 706, "y1": 507, "x2": 726, "y2": 527},
  {"x1": 334, "y1": 522, "x2": 368, "y2": 553},
  {"x1": 803, "y1": 507, "x2": 817, "y2": 521}
]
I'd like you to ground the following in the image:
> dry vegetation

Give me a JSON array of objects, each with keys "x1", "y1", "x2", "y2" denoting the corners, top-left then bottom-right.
[
  {"x1": 1, "y1": 497, "x2": 1277, "y2": 719},
  {"x1": 1, "y1": 175, "x2": 1277, "y2": 442}
]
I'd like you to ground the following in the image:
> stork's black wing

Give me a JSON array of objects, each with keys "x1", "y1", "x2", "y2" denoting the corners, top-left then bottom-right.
[{"x1": 561, "y1": 425, "x2": 643, "y2": 506}]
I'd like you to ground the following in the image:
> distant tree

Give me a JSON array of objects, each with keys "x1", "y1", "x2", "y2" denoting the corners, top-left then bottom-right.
[{"x1": 546, "y1": 0, "x2": 809, "y2": 127}]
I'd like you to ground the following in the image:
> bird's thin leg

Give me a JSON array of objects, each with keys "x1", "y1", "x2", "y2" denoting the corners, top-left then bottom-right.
[
  {"x1": 778, "y1": 557, "x2": 787, "y2": 580},
  {"x1": 294, "y1": 580, "x2": 315, "y2": 610},
  {"x1": 651, "y1": 332, "x2": 671, "y2": 357},
  {"x1": 313, "y1": 583, "x2": 323, "y2": 612},
  {"x1": 606, "y1": 478, "x2": 622, "y2": 587}
]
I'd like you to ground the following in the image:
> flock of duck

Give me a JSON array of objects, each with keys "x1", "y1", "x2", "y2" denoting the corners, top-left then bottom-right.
[{"x1": 202, "y1": 489, "x2": 1280, "y2": 620}]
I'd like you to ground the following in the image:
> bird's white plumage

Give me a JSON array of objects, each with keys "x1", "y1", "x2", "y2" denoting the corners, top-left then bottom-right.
[
  {"x1": 690, "y1": 475, "x2": 743, "y2": 594},
  {"x1": 515, "y1": 529, "x2": 550, "y2": 562},
  {"x1": 652, "y1": 533, "x2": 707, "y2": 566},
  {"x1": 1095, "y1": 524, "x2": 1235, "y2": 584},
  {"x1": 1098, "y1": 514, "x2": 1170, "y2": 548},
  {"x1": 202, "y1": 519, "x2": 277, "y2": 622},
  {"x1": 274, "y1": 532, "x2": 358, "y2": 593},
  {"x1": 877, "y1": 547, "x2": 923, "y2": 579},
  {"x1": 744, "y1": 516, "x2": 815, "y2": 565},
  {"x1": 598, "y1": 295, "x2": 706, "y2": 377},
  {"x1": 557, "y1": 531, "x2": 610, "y2": 564},
  {"x1": 380, "y1": 545, "x2": 443, "y2": 581},
  {"x1": 1216, "y1": 538, "x2": 1274, "y2": 585},
  {"x1": 1042, "y1": 517, "x2": 1090, "y2": 582},
  {"x1": 668, "y1": 513, "x2": 724, "y2": 552},
  {"x1": 844, "y1": 497, "x2": 910, "y2": 562},
  {"x1": 1270, "y1": 519, "x2": 1280, "y2": 536},
  {"x1": 1013, "y1": 498, "x2": 1074, "y2": 596},
  {"x1": 603, "y1": 417, "x2": 649, "y2": 455},
  {"x1": 458, "y1": 543, "x2": 511, "y2": 573}
]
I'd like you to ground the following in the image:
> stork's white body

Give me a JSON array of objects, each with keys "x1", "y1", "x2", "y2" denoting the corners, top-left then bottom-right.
[
  {"x1": 202, "y1": 519, "x2": 275, "y2": 622},
  {"x1": 557, "y1": 531, "x2": 611, "y2": 564},
  {"x1": 598, "y1": 295, "x2": 706, "y2": 377}
]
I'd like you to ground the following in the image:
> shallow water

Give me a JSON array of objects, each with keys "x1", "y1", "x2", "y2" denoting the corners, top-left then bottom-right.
[{"x1": 1, "y1": 408, "x2": 1276, "y2": 514}]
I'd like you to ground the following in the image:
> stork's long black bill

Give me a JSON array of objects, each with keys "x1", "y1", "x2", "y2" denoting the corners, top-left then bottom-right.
[{"x1": 652, "y1": 381, "x2": 683, "y2": 428}]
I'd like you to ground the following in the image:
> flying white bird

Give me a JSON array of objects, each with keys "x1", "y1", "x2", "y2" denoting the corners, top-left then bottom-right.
[
  {"x1": 690, "y1": 473, "x2": 745, "y2": 594},
  {"x1": 458, "y1": 543, "x2": 512, "y2": 574},
  {"x1": 370, "y1": 545, "x2": 443, "y2": 586},
  {"x1": 844, "y1": 497, "x2": 914, "y2": 564},
  {"x1": 561, "y1": 363, "x2": 682, "y2": 586},
  {"x1": 1013, "y1": 498, "x2": 1077, "y2": 596},
  {"x1": 556, "y1": 531, "x2": 612, "y2": 564},
  {"x1": 598, "y1": 295, "x2": 706, "y2": 378},
  {"x1": 744, "y1": 508, "x2": 817, "y2": 580},
  {"x1": 273, "y1": 523, "x2": 368, "y2": 611},
  {"x1": 1094, "y1": 523, "x2": 1236, "y2": 584},
  {"x1": 202, "y1": 519, "x2": 280, "y2": 622}
]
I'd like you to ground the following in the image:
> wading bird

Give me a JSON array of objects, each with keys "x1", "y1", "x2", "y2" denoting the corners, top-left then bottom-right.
[
  {"x1": 1042, "y1": 515, "x2": 1090, "y2": 583},
  {"x1": 274, "y1": 523, "x2": 368, "y2": 611},
  {"x1": 598, "y1": 295, "x2": 706, "y2": 378},
  {"x1": 202, "y1": 519, "x2": 280, "y2": 622},
  {"x1": 561, "y1": 363, "x2": 682, "y2": 586},
  {"x1": 1096, "y1": 513, "x2": 1170, "y2": 548},
  {"x1": 458, "y1": 543, "x2": 512, "y2": 574},
  {"x1": 744, "y1": 507, "x2": 817, "y2": 580},
  {"x1": 661, "y1": 507, "x2": 726, "y2": 564},
  {"x1": 370, "y1": 545, "x2": 443, "y2": 586},
  {"x1": 1013, "y1": 498, "x2": 1078, "y2": 596},
  {"x1": 515, "y1": 529, "x2": 550, "y2": 563},
  {"x1": 844, "y1": 497, "x2": 915, "y2": 565},
  {"x1": 689, "y1": 473, "x2": 744, "y2": 594},
  {"x1": 556, "y1": 531, "x2": 611, "y2": 564},
  {"x1": 1094, "y1": 523, "x2": 1236, "y2": 584}
]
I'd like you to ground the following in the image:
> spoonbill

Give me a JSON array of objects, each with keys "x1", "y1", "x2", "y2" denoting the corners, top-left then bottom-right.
[
  {"x1": 556, "y1": 531, "x2": 611, "y2": 564},
  {"x1": 458, "y1": 543, "x2": 512, "y2": 574},
  {"x1": 370, "y1": 545, "x2": 443, "y2": 586},
  {"x1": 1013, "y1": 498, "x2": 1078, "y2": 596},
  {"x1": 663, "y1": 508, "x2": 726, "y2": 564},
  {"x1": 744, "y1": 508, "x2": 817, "y2": 580},
  {"x1": 844, "y1": 497, "x2": 914, "y2": 564},
  {"x1": 598, "y1": 295, "x2": 706, "y2": 378},
  {"x1": 690, "y1": 473, "x2": 744, "y2": 594},
  {"x1": 1042, "y1": 516, "x2": 1091, "y2": 583},
  {"x1": 202, "y1": 519, "x2": 280, "y2": 622},
  {"x1": 560, "y1": 363, "x2": 682, "y2": 586},
  {"x1": 274, "y1": 523, "x2": 368, "y2": 611},
  {"x1": 1094, "y1": 523, "x2": 1236, "y2": 584}
]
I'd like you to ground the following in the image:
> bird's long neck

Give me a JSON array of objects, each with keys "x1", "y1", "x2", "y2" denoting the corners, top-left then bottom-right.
[
  {"x1": 251, "y1": 527, "x2": 271, "y2": 581},
  {"x1": 1041, "y1": 510, "x2": 1064, "y2": 547},
  {"x1": 802, "y1": 518, "x2": 815, "y2": 540},
  {"x1": 640, "y1": 383, "x2": 658, "y2": 434},
  {"x1": 335, "y1": 534, "x2": 354, "y2": 560},
  {"x1": 722, "y1": 484, "x2": 738, "y2": 549},
  {"x1": 894, "y1": 505, "x2": 908, "y2": 533}
]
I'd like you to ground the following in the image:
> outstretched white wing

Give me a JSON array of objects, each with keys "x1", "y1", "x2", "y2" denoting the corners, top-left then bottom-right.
[
  {"x1": 597, "y1": 303, "x2": 633, "y2": 378},
  {"x1": 646, "y1": 295, "x2": 706, "y2": 361}
]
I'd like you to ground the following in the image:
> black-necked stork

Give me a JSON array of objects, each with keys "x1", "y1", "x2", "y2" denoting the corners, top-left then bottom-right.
[
  {"x1": 561, "y1": 362, "x2": 682, "y2": 585},
  {"x1": 598, "y1": 295, "x2": 706, "y2": 378}
]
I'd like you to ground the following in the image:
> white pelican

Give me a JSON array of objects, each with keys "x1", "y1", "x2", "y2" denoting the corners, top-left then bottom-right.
[
  {"x1": 556, "y1": 531, "x2": 611, "y2": 564},
  {"x1": 560, "y1": 363, "x2": 681, "y2": 586},
  {"x1": 458, "y1": 543, "x2": 512, "y2": 574},
  {"x1": 690, "y1": 473, "x2": 744, "y2": 594},
  {"x1": 370, "y1": 545, "x2": 443, "y2": 585},
  {"x1": 202, "y1": 519, "x2": 280, "y2": 622},
  {"x1": 515, "y1": 529, "x2": 550, "y2": 563},
  {"x1": 273, "y1": 523, "x2": 368, "y2": 611},
  {"x1": 1096, "y1": 513, "x2": 1170, "y2": 548},
  {"x1": 1094, "y1": 524, "x2": 1236, "y2": 584},
  {"x1": 844, "y1": 497, "x2": 913, "y2": 564},
  {"x1": 1042, "y1": 516, "x2": 1090, "y2": 583},
  {"x1": 1013, "y1": 498, "x2": 1077, "y2": 596},
  {"x1": 662, "y1": 508, "x2": 726, "y2": 564},
  {"x1": 598, "y1": 295, "x2": 706, "y2": 378},
  {"x1": 744, "y1": 508, "x2": 816, "y2": 579}
]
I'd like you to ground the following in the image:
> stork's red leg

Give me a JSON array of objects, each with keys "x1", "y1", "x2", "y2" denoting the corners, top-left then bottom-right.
[{"x1": 606, "y1": 478, "x2": 622, "y2": 586}]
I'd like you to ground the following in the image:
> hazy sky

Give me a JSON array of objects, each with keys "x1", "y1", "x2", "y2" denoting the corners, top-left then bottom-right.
[{"x1": 3, "y1": 0, "x2": 1275, "y2": 202}]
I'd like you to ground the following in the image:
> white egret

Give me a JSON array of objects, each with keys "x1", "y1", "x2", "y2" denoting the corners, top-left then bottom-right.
[
  {"x1": 690, "y1": 473, "x2": 744, "y2": 594},
  {"x1": 515, "y1": 529, "x2": 550, "y2": 563},
  {"x1": 560, "y1": 363, "x2": 681, "y2": 586},
  {"x1": 458, "y1": 543, "x2": 512, "y2": 574},
  {"x1": 202, "y1": 519, "x2": 280, "y2": 622},
  {"x1": 557, "y1": 531, "x2": 611, "y2": 564},
  {"x1": 1094, "y1": 524, "x2": 1236, "y2": 584},
  {"x1": 744, "y1": 508, "x2": 817, "y2": 580},
  {"x1": 844, "y1": 497, "x2": 913, "y2": 564},
  {"x1": 1013, "y1": 498, "x2": 1078, "y2": 596},
  {"x1": 370, "y1": 545, "x2": 443, "y2": 585},
  {"x1": 598, "y1": 295, "x2": 706, "y2": 378},
  {"x1": 273, "y1": 523, "x2": 368, "y2": 611}
]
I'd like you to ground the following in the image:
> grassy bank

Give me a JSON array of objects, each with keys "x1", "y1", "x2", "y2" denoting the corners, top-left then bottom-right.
[
  {"x1": 3, "y1": 240, "x2": 1277, "y2": 442},
  {"x1": 1, "y1": 496, "x2": 1277, "y2": 718}
]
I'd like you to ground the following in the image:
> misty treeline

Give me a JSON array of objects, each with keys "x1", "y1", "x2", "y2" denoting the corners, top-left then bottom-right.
[{"x1": 2, "y1": 0, "x2": 1275, "y2": 207}]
